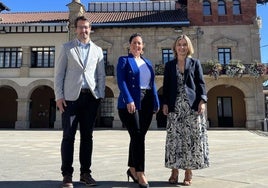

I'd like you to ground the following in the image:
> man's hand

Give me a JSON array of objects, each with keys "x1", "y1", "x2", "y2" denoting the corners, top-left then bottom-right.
[{"x1": 56, "y1": 98, "x2": 67, "y2": 113}]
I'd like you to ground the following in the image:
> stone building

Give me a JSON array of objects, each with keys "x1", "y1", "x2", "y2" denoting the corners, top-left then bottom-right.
[{"x1": 0, "y1": 0, "x2": 267, "y2": 130}]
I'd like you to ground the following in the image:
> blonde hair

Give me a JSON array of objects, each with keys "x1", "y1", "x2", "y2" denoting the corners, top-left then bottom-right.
[{"x1": 172, "y1": 35, "x2": 194, "y2": 58}]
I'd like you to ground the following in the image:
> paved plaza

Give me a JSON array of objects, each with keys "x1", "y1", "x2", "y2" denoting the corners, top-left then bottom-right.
[{"x1": 0, "y1": 129, "x2": 268, "y2": 188}]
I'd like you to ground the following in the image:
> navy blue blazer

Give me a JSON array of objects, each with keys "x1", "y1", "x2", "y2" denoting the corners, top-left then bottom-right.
[
  {"x1": 117, "y1": 54, "x2": 160, "y2": 112},
  {"x1": 163, "y1": 57, "x2": 207, "y2": 112}
]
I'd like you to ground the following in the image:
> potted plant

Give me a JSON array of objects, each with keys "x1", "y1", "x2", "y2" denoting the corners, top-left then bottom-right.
[
  {"x1": 225, "y1": 59, "x2": 245, "y2": 77},
  {"x1": 105, "y1": 62, "x2": 114, "y2": 76},
  {"x1": 205, "y1": 59, "x2": 223, "y2": 80},
  {"x1": 248, "y1": 60, "x2": 266, "y2": 78},
  {"x1": 155, "y1": 63, "x2": 165, "y2": 75}
]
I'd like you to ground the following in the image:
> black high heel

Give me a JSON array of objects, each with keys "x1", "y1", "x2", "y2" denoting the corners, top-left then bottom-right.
[
  {"x1": 139, "y1": 183, "x2": 150, "y2": 188},
  {"x1": 138, "y1": 173, "x2": 149, "y2": 188},
  {"x1": 127, "y1": 169, "x2": 138, "y2": 183}
]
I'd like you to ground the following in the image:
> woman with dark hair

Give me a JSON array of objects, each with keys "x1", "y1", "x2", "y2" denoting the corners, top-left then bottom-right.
[
  {"x1": 162, "y1": 35, "x2": 209, "y2": 186},
  {"x1": 117, "y1": 33, "x2": 160, "y2": 188}
]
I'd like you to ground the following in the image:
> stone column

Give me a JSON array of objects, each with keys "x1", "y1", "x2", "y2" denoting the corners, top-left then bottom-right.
[
  {"x1": 113, "y1": 97, "x2": 122, "y2": 129},
  {"x1": 54, "y1": 109, "x2": 62, "y2": 129},
  {"x1": 68, "y1": 0, "x2": 86, "y2": 41},
  {"x1": 244, "y1": 97, "x2": 257, "y2": 129},
  {"x1": 15, "y1": 98, "x2": 31, "y2": 129},
  {"x1": 150, "y1": 115, "x2": 158, "y2": 130},
  {"x1": 254, "y1": 79, "x2": 265, "y2": 130},
  {"x1": 20, "y1": 46, "x2": 31, "y2": 77}
]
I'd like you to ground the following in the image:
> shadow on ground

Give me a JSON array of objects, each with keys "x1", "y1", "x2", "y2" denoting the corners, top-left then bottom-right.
[
  {"x1": 0, "y1": 180, "x2": 181, "y2": 188},
  {"x1": 250, "y1": 130, "x2": 268, "y2": 137}
]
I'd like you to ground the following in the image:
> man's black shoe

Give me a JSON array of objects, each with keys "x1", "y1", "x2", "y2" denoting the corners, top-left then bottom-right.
[
  {"x1": 80, "y1": 173, "x2": 97, "y2": 186},
  {"x1": 62, "y1": 175, "x2": 73, "y2": 188}
]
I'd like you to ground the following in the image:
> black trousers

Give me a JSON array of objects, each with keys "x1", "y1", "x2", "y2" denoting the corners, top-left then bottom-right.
[
  {"x1": 118, "y1": 90, "x2": 154, "y2": 172},
  {"x1": 61, "y1": 91, "x2": 100, "y2": 176}
]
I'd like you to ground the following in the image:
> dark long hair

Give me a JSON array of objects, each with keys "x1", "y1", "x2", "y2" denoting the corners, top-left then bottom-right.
[{"x1": 129, "y1": 33, "x2": 143, "y2": 44}]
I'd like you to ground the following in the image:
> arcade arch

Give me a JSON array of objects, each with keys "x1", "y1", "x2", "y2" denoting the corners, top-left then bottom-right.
[
  {"x1": 207, "y1": 84, "x2": 246, "y2": 128},
  {"x1": 0, "y1": 86, "x2": 18, "y2": 128},
  {"x1": 29, "y1": 85, "x2": 55, "y2": 128}
]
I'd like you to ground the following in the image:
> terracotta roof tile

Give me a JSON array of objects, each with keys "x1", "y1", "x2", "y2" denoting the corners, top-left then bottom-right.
[
  {"x1": 85, "y1": 10, "x2": 188, "y2": 25},
  {"x1": 0, "y1": 12, "x2": 68, "y2": 24},
  {"x1": 0, "y1": 10, "x2": 189, "y2": 26}
]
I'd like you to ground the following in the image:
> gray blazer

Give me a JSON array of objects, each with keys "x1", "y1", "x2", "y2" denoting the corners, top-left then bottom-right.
[{"x1": 54, "y1": 39, "x2": 105, "y2": 101}]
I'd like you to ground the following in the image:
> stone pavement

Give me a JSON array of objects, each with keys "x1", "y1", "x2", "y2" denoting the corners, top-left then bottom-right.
[{"x1": 0, "y1": 129, "x2": 268, "y2": 188}]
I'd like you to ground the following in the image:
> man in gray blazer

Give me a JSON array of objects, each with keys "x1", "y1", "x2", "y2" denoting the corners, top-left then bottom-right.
[{"x1": 54, "y1": 16, "x2": 105, "y2": 188}]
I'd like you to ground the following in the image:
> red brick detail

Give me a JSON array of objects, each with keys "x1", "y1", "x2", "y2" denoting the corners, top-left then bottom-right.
[{"x1": 187, "y1": 0, "x2": 256, "y2": 26}]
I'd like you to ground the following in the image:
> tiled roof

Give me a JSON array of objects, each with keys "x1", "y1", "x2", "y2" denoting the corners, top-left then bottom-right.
[
  {"x1": 85, "y1": 10, "x2": 189, "y2": 27},
  {"x1": 0, "y1": 10, "x2": 189, "y2": 27},
  {"x1": 0, "y1": 12, "x2": 69, "y2": 24}
]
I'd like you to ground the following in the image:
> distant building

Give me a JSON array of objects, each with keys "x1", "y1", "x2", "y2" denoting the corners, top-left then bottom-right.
[{"x1": 0, "y1": 0, "x2": 267, "y2": 130}]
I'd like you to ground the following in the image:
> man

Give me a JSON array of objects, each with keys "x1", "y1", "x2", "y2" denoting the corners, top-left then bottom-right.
[{"x1": 54, "y1": 16, "x2": 105, "y2": 188}]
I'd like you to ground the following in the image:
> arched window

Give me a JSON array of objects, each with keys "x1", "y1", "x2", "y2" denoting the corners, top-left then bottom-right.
[
  {"x1": 233, "y1": 0, "x2": 241, "y2": 15},
  {"x1": 203, "y1": 1, "x2": 211, "y2": 16},
  {"x1": 218, "y1": 0, "x2": 226, "y2": 15}
]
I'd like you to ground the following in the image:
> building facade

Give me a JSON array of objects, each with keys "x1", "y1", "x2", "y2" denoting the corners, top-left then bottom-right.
[{"x1": 0, "y1": 0, "x2": 267, "y2": 130}]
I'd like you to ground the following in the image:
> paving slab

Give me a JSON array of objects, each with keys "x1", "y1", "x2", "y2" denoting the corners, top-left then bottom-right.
[{"x1": 0, "y1": 130, "x2": 267, "y2": 188}]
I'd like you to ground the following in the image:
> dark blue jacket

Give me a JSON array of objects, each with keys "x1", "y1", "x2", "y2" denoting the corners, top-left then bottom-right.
[
  {"x1": 117, "y1": 54, "x2": 160, "y2": 111},
  {"x1": 163, "y1": 57, "x2": 207, "y2": 112}
]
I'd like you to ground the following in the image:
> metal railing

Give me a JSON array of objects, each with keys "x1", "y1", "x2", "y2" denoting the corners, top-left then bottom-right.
[{"x1": 155, "y1": 63, "x2": 268, "y2": 77}]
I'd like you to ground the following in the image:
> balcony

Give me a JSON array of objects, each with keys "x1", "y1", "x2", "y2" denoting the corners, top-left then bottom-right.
[
  {"x1": 202, "y1": 63, "x2": 267, "y2": 79},
  {"x1": 154, "y1": 63, "x2": 268, "y2": 79},
  {"x1": 155, "y1": 64, "x2": 165, "y2": 75},
  {"x1": 105, "y1": 64, "x2": 114, "y2": 76}
]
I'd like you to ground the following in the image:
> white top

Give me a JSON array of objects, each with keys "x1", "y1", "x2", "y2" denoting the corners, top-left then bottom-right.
[{"x1": 135, "y1": 57, "x2": 151, "y2": 89}]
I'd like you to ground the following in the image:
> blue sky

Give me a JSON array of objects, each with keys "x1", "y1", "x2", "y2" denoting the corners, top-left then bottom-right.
[
  {"x1": 1, "y1": 0, "x2": 268, "y2": 63},
  {"x1": 257, "y1": 4, "x2": 268, "y2": 63}
]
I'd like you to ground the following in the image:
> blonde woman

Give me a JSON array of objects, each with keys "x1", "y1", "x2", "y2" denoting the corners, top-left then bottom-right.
[{"x1": 162, "y1": 35, "x2": 209, "y2": 186}]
